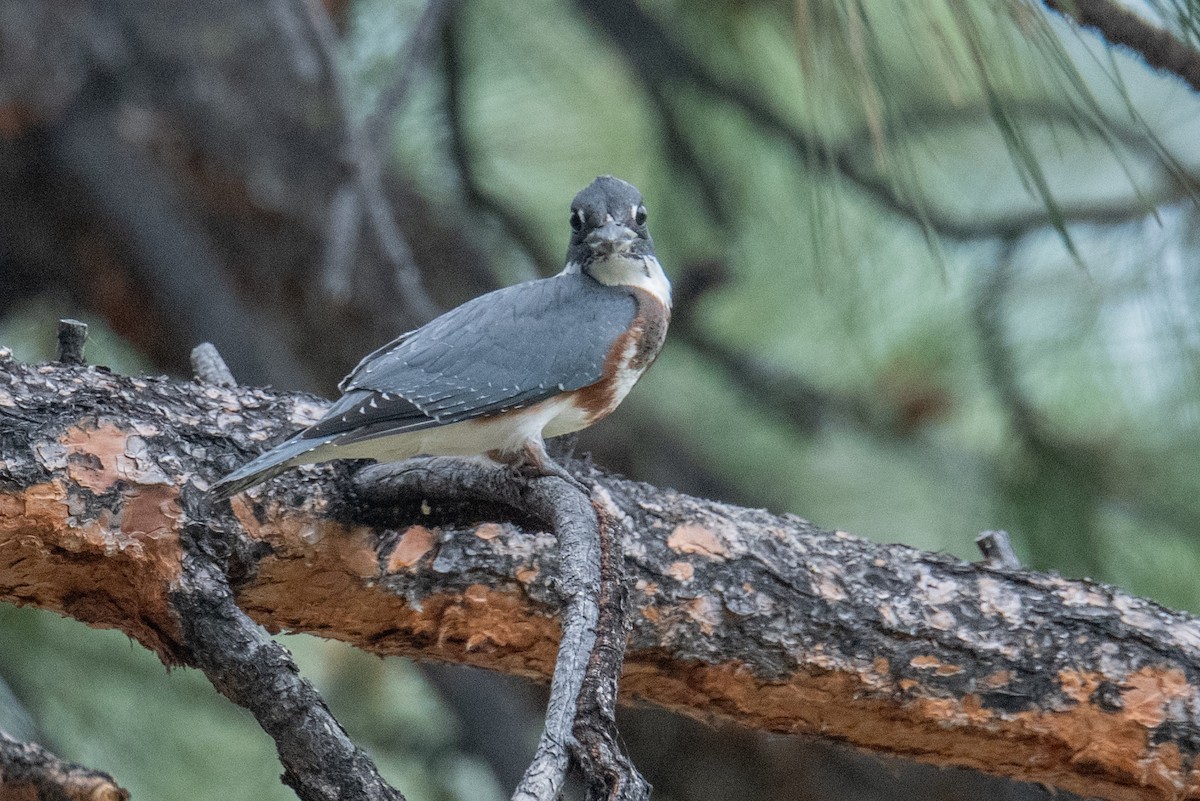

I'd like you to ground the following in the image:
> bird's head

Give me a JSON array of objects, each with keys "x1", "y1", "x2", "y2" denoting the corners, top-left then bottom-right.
[{"x1": 563, "y1": 176, "x2": 671, "y2": 307}]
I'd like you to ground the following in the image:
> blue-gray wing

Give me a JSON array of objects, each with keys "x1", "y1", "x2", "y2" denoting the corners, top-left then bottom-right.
[{"x1": 302, "y1": 274, "x2": 636, "y2": 443}]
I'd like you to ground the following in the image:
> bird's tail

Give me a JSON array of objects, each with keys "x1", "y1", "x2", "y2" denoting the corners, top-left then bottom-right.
[{"x1": 208, "y1": 434, "x2": 328, "y2": 500}]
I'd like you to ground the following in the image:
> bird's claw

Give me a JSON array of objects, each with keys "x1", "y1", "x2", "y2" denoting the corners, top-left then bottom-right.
[{"x1": 498, "y1": 445, "x2": 591, "y2": 495}]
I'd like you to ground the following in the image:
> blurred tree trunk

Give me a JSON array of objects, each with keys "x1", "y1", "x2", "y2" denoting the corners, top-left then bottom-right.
[{"x1": 0, "y1": 0, "x2": 493, "y2": 393}]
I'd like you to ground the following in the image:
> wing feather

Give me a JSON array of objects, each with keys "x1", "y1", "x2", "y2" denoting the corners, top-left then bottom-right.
[{"x1": 304, "y1": 274, "x2": 636, "y2": 443}]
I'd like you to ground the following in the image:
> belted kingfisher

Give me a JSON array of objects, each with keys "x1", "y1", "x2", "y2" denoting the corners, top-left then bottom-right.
[{"x1": 210, "y1": 176, "x2": 670, "y2": 499}]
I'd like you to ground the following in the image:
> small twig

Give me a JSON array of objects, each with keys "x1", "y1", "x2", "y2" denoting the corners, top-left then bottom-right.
[
  {"x1": 0, "y1": 730, "x2": 129, "y2": 801},
  {"x1": 55, "y1": 319, "x2": 87, "y2": 365},
  {"x1": 172, "y1": 523, "x2": 407, "y2": 801},
  {"x1": 354, "y1": 457, "x2": 647, "y2": 801},
  {"x1": 190, "y1": 342, "x2": 238, "y2": 387},
  {"x1": 975, "y1": 530, "x2": 1022, "y2": 569}
]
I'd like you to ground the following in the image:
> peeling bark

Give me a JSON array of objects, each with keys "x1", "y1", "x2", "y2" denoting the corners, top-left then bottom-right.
[{"x1": 3, "y1": 360, "x2": 1200, "y2": 801}]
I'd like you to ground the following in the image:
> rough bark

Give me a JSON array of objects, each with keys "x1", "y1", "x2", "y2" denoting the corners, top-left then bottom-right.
[
  {"x1": 0, "y1": 731, "x2": 129, "y2": 801},
  {"x1": 357, "y1": 460, "x2": 649, "y2": 801},
  {"x1": 173, "y1": 535, "x2": 408, "y2": 801},
  {"x1": 3, "y1": 359, "x2": 1200, "y2": 801}
]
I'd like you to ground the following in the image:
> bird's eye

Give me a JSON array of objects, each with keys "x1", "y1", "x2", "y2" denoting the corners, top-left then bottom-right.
[
  {"x1": 570, "y1": 209, "x2": 584, "y2": 232},
  {"x1": 634, "y1": 205, "x2": 647, "y2": 226}
]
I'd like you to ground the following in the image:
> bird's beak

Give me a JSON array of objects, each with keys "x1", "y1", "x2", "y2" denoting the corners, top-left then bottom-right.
[{"x1": 586, "y1": 221, "x2": 637, "y2": 256}]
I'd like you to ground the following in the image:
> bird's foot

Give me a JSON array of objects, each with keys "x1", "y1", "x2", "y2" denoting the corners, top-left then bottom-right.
[{"x1": 491, "y1": 442, "x2": 591, "y2": 496}]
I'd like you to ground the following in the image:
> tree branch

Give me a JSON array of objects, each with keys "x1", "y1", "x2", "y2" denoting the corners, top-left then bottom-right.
[
  {"x1": 357, "y1": 460, "x2": 649, "y2": 801},
  {"x1": 174, "y1": 522, "x2": 408, "y2": 801},
  {"x1": 0, "y1": 731, "x2": 129, "y2": 801},
  {"x1": 3, "y1": 359, "x2": 1200, "y2": 801},
  {"x1": 1044, "y1": 0, "x2": 1200, "y2": 93}
]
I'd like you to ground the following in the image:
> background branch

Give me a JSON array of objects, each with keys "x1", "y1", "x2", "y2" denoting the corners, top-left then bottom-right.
[
  {"x1": 443, "y1": 5, "x2": 557, "y2": 275},
  {"x1": 1044, "y1": 0, "x2": 1200, "y2": 92},
  {"x1": 363, "y1": 0, "x2": 456, "y2": 155},
  {"x1": 297, "y1": 0, "x2": 440, "y2": 321},
  {"x1": 48, "y1": 82, "x2": 315, "y2": 389},
  {"x1": 580, "y1": 0, "x2": 1198, "y2": 241}
]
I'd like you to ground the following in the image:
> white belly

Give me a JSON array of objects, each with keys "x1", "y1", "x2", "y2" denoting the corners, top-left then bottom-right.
[{"x1": 295, "y1": 395, "x2": 589, "y2": 465}]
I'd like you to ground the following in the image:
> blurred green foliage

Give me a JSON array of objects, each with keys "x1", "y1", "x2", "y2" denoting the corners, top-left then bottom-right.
[{"x1": 0, "y1": 603, "x2": 506, "y2": 801}]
